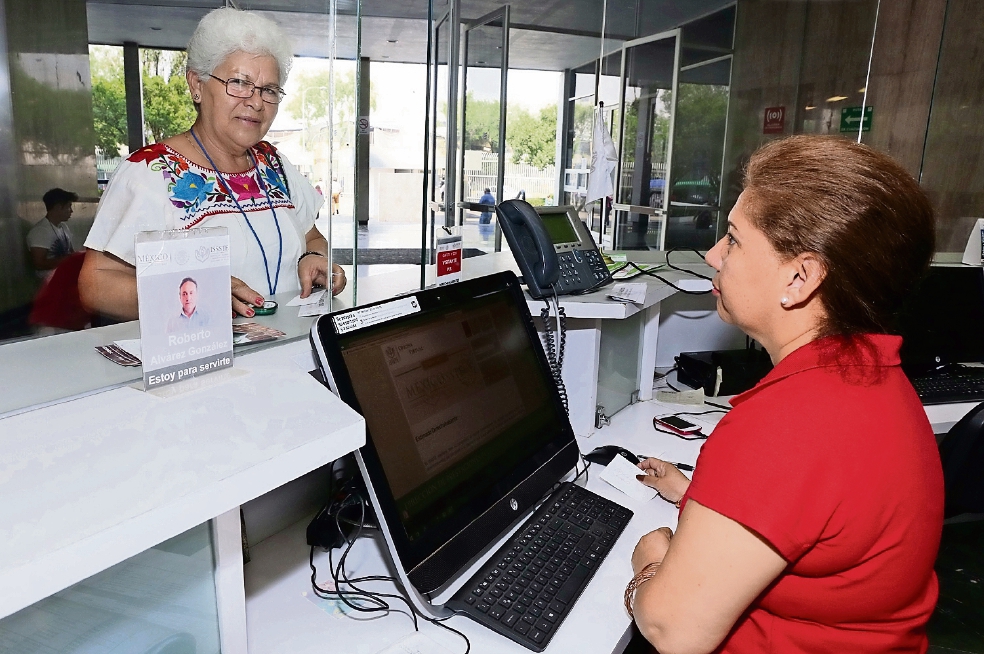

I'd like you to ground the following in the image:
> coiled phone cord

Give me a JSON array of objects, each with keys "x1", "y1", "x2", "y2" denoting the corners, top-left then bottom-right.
[{"x1": 541, "y1": 290, "x2": 569, "y2": 414}]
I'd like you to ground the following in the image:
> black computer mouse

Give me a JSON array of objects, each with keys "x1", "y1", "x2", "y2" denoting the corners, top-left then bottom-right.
[{"x1": 584, "y1": 445, "x2": 640, "y2": 466}]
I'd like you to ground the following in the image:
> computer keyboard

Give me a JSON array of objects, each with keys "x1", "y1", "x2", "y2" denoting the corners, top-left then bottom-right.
[
  {"x1": 910, "y1": 368, "x2": 984, "y2": 405},
  {"x1": 447, "y1": 482, "x2": 632, "y2": 652}
]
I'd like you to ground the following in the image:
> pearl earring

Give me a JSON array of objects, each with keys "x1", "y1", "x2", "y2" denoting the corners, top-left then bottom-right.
[{"x1": 781, "y1": 297, "x2": 789, "y2": 306}]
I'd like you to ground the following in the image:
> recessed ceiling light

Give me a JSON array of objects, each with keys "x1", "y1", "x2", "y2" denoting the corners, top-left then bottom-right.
[
  {"x1": 387, "y1": 39, "x2": 398, "y2": 44},
  {"x1": 858, "y1": 87, "x2": 866, "y2": 93},
  {"x1": 805, "y1": 105, "x2": 815, "y2": 110},
  {"x1": 151, "y1": 26, "x2": 162, "y2": 31},
  {"x1": 382, "y1": 55, "x2": 389, "y2": 59},
  {"x1": 827, "y1": 95, "x2": 848, "y2": 102}
]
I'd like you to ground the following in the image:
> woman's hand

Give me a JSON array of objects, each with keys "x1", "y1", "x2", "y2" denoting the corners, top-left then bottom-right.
[
  {"x1": 299, "y1": 227, "x2": 346, "y2": 297},
  {"x1": 636, "y1": 458, "x2": 691, "y2": 506},
  {"x1": 231, "y1": 276, "x2": 263, "y2": 317},
  {"x1": 297, "y1": 253, "x2": 328, "y2": 298},
  {"x1": 297, "y1": 256, "x2": 346, "y2": 298},
  {"x1": 631, "y1": 526, "x2": 673, "y2": 574}
]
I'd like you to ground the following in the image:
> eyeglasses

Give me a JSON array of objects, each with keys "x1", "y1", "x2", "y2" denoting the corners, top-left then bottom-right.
[{"x1": 208, "y1": 74, "x2": 286, "y2": 105}]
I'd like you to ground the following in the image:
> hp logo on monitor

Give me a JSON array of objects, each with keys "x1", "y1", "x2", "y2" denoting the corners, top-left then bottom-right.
[{"x1": 510, "y1": 498, "x2": 519, "y2": 511}]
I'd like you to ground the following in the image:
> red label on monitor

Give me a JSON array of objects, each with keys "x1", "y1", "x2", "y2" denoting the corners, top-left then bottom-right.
[{"x1": 763, "y1": 106, "x2": 785, "y2": 134}]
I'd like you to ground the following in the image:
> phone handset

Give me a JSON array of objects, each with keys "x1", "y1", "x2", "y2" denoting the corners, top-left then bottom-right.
[{"x1": 495, "y1": 200, "x2": 559, "y2": 299}]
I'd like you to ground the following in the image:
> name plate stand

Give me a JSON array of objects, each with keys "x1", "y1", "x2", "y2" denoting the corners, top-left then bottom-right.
[{"x1": 135, "y1": 228, "x2": 234, "y2": 391}]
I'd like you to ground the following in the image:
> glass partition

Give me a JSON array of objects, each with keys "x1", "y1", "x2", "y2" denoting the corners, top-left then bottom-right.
[{"x1": 0, "y1": 523, "x2": 219, "y2": 654}]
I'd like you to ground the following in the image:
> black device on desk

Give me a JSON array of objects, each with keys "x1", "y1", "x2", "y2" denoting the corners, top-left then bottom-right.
[
  {"x1": 310, "y1": 271, "x2": 632, "y2": 652},
  {"x1": 496, "y1": 201, "x2": 611, "y2": 299},
  {"x1": 897, "y1": 266, "x2": 984, "y2": 404}
]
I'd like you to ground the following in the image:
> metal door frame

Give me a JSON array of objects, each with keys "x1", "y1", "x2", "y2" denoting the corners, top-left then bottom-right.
[
  {"x1": 611, "y1": 28, "x2": 681, "y2": 251},
  {"x1": 424, "y1": 3, "x2": 458, "y2": 266},
  {"x1": 458, "y1": 5, "x2": 510, "y2": 252}
]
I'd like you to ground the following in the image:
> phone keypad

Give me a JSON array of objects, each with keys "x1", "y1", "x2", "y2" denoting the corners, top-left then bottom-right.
[{"x1": 556, "y1": 250, "x2": 610, "y2": 292}]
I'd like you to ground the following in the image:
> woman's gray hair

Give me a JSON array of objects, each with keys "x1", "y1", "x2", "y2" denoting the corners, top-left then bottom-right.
[{"x1": 186, "y1": 7, "x2": 293, "y2": 86}]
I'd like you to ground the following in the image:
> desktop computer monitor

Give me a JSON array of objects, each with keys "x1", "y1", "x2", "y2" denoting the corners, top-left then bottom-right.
[
  {"x1": 311, "y1": 272, "x2": 579, "y2": 598},
  {"x1": 896, "y1": 265, "x2": 984, "y2": 371}
]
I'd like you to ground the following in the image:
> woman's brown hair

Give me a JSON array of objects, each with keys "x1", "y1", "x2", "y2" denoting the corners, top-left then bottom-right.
[{"x1": 742, "y1": 135, "x2": 935, "y2": 337}]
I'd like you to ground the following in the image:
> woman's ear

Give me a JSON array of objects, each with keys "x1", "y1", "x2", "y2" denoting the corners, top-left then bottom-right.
[
  {"x1": 186, "y1": 70, "x2": 203, "y2": 103},
  {"x1": 783, "y1": 253, "x2": 826, "y2": 307}
]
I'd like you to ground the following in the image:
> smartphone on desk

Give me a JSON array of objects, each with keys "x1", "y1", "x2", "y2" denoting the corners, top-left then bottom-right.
[
  {"x1": 496, "y1": 201, "x2": 611, "y2": 299},
  {"x1": 654, "y1": 415, "x2": 702, "y2": 435}
]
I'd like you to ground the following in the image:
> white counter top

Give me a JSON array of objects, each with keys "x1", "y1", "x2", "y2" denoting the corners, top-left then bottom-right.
[{"x1": 0, "y1": 339, "x2": 365, "y2": 620}]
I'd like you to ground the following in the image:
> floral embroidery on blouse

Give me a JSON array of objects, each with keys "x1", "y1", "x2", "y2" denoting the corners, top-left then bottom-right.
[{"x1": 126, "y1": 141, "x2": 293, "y2": 228}]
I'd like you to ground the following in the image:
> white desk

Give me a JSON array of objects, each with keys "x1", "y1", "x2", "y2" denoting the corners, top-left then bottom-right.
[
  {"x1": 243, "y1": 397, "x2": 711, "y2": 654},
  {"x1": 241, "y1": 388, "x2": 974, "y2": 654},
  {"x1": 0, "y1": 340, "x2": 365, "y2": 650}
]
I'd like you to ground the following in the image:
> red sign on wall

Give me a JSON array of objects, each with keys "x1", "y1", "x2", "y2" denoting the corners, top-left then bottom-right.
[{"x1": 763, "y1": 106, "x2": 785, "y2": 134}]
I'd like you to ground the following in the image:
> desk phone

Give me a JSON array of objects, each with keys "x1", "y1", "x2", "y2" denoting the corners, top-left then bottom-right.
[{"x1": 496, "y1": 201, "x2": 611, "y2": 299}]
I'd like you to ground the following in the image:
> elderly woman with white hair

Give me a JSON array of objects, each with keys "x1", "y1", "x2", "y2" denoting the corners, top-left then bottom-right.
[{"x1": 80, "y1": 7, "x2": 346, "y2": 320}]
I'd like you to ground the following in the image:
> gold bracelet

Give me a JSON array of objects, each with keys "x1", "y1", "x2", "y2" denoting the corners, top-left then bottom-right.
[{"x1": 624, "y1": 561, "x2": 661, "y2": 617}]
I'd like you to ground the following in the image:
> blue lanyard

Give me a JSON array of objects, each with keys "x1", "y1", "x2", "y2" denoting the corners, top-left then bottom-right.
[{"x1": 190, "y1": 127, "x2": 283, "y2": 297}]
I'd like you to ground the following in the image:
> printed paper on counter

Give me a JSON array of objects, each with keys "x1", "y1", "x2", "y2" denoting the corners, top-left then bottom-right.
[
  {"x1": 608, "y1": 282, "x2": 647, "y2": 305},
  {"x1": 287, "y1": 289, "x2": 326, "y2": 306}
]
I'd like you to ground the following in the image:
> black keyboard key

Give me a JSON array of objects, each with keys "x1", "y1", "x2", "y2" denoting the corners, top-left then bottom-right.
[
  {"x1": 503, "y1": 611, "x2": 520, "y2": 628},
  {"x1": 530, "y1": 629, "x2": 546, "y2": 644},
  {"x1": 536, "y1": 620, "x2": 553, "y2": 633},
  {"x1": 555, "y1": 564, "x2": 591, "y2": 604},
  {"x1": 515, "y1": 621, "x2": 531, "y2": 635},
  {"x1": 476, "y1": 601, "x2": 491, "y2": 613},
  {"x1": 489, "y1": 605, "x2": 505, "y2": 621}
]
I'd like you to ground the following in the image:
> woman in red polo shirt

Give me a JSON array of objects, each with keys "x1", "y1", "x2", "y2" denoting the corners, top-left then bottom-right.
[{"x1": 626, "y1": 135, "x2": 944, "y2": 653}]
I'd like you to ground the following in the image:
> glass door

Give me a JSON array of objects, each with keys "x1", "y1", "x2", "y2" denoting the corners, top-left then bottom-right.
[
  {"x1": 666, "y1": 56, "x2": 731, "y2": 249},
  {"x1": 457, "y1": 6, "x2": 509, "y2": 254},
  {"x1": 611, "y1": 30, "x2": 680, "y2": 251},
  {"x1": 425, "y1": 5, "x2": 457, "y2": 268}
]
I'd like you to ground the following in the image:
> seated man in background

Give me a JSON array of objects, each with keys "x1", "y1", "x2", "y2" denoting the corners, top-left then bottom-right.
[{"x1": 27, "y1": 188, "x2": 78, "y2": 278}]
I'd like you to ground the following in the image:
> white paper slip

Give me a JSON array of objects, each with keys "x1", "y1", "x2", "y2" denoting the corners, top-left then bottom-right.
[
  {"x1": 298, "y1": 293, "x2": 332, "y2": 317},
  {"x1": 599, "y1": 454, "x2": 658, "y2": 502},
  {"x1": 608, "y1": 282, "x2": 647, "y2": 305},
  {"x1": 287, "y1": 289, "x2": 326, "y2": 306},
  {"x1": 675, "y1": 278, "x2": 714, "y2": 292}
]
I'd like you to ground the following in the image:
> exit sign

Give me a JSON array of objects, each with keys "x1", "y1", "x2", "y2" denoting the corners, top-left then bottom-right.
[{"x1": 840, "y1": 106, "x2": 873, "y2": 133}]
